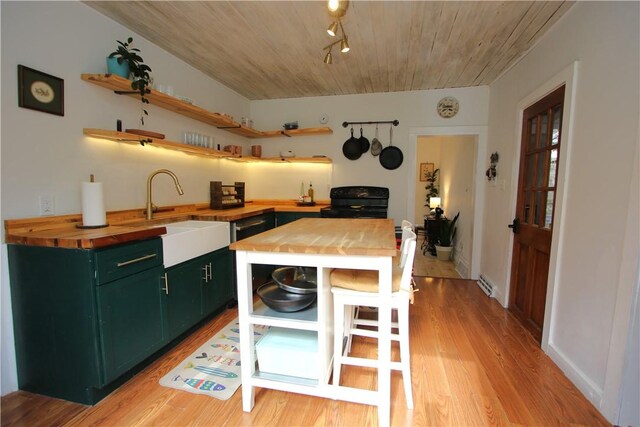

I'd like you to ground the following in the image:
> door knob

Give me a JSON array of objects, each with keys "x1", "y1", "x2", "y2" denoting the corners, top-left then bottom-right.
[{"x1": 508, "y1": 217, "x2": 520, "y2": 234}]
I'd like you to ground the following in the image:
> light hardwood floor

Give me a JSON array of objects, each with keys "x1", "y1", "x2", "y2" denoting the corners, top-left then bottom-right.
[
  {"x1": 413, "y1": 237, "x2": 461, "y2": 279},
  {"x1": 1, "y1": 278, "x2": 609, "y2": 426}
]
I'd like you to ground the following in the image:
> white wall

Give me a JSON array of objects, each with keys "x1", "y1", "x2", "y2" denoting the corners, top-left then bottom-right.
[
  {"x1": 483, "y1": 1, "x2": 639, "y2": 421},
  {"x1": 251, "y1": 88, "x2": 489, "y2": 223},
  {"x1": 438, "y1": 136, "x2": 476, "y2": 277}
]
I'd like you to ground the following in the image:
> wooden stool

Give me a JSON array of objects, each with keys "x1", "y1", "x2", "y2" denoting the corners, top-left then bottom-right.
[{"x1": 330, "y1": 233, "x2": 417, "y2": 409}]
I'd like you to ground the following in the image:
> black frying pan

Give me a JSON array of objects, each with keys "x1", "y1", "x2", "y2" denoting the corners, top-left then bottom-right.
[
  {"x1": 379, "y1": 125, "x2": 403, "y2": 170},
  {"x1": 343, "y1": 127, "x2": 362, "y2": 160}
]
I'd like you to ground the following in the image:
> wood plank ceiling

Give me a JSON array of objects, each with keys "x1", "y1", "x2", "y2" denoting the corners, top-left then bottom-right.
[{"x1": 84, "y1": 1, "x2": 574, "y2": 100}]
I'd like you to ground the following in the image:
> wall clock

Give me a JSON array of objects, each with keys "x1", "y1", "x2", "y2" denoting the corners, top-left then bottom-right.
[{"x1": 437, "y1": 96, "x2": 459, "y2": 118}]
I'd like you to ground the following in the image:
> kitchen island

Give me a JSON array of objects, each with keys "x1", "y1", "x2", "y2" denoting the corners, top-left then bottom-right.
[{"x1": 229, "y1": 218, "x2": 397, "y2": 426}]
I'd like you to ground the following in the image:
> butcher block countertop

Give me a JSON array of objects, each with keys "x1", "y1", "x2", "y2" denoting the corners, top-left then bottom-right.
[
  {"x1": 230, "y1": 218, "x2": 397, "y2": 257},
  {"x1": 4, "y1": 200, "x2": 328, "y2": 249}
]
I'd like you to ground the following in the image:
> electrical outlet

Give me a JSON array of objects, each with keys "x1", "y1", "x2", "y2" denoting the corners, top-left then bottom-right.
[{"x1": 39, "y1": 195, "x2": 55, "y2": 216}]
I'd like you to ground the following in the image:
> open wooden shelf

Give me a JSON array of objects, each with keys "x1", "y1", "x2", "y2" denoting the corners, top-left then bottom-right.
[
  {"x1": 83, "y1": 128, "x2": 238, "y2": 159},
  {"x1": 81, "y1": 74, "x2": 333, "y2": 139},
  {"x1": 83, "y1": 128, "x2": 333, "y2": 164},
  {"x1": 230, "y1": 156, "x2": 332, "y2": 164},
  {"x1": 260, "y1": 128, "x2": 334, "y2": 138}
]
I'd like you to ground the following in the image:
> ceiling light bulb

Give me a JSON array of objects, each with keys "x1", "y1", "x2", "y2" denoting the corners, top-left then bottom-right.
[
  {"x1": 328, "y1": 0, "x2": 340, "y2": 12},
  {"x1": 327, "y1": 21, "x2": 338, "y2": 37},
  {"x1": 324, "y1": 51, "x2": 333, "y2": 64},
  {"x1": 340, "y1": 36, "x2": 350, "y2": 53}
]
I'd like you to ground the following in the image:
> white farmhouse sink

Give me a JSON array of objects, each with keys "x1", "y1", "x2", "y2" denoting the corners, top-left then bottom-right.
[{"x1": 158, "y1": 220, "x2": 230, "y2": 267}]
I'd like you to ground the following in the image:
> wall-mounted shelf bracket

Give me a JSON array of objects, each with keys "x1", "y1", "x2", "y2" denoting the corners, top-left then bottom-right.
[
  {"x1": 342, "y1": 120, "x2": 399, "y2": 127},
  {"x1": 113, "y1": 89, "x2": 150, "y2": 95}
]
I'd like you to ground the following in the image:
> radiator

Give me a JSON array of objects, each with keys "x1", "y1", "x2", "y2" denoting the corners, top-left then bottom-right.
[{"x1": 477, "y1": 275, "x2": 494, "y2": 297}]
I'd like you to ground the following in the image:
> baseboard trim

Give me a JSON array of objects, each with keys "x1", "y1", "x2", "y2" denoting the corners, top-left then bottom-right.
[
  {"x1": 547, "y1": 342, "x2": 604, "y2": 409},
  {"x1": 455, "y1": 256, "x2": 470, "y2": 279}
]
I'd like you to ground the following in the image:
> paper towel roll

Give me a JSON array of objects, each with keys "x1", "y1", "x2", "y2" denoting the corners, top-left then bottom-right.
[{"x1": 81, "y1": 181, "x2": 107, "y2": 226}]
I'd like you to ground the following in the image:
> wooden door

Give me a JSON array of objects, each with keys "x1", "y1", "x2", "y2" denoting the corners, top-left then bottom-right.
[{"x1": 509, "y1": 85, "x2": 565, "y2": 343}]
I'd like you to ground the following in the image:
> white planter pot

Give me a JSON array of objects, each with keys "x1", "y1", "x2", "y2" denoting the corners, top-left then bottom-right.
[{"x1": 435, "y1": 245, "x2": 453, "y2": 261}]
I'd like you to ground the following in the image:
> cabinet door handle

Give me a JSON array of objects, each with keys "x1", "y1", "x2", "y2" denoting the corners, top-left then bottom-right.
[
  {"x1": 208, "y1": 262, "x2": 213, "y2": 282},
  {"x1": 116, "y1": 253, "x2": 157, "y2": 267},
  {"x1": 162, "y1": 273, "x2": 169, "y2": 295},
  {"x1": 202, "y1": 265, "x2": 209, "y2": 282}
]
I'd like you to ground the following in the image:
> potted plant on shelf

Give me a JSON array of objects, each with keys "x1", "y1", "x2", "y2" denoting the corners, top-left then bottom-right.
[
  {"x1": 435, "y1": 211, "x2": 459, "y2": 261},
  {"x1": 107, "y1": 37, "x2": 152, "y2": 126}
]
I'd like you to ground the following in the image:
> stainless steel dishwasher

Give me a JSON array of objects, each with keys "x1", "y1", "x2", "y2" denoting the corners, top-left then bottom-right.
[{"x1": 229, "y1": 213, "x2": 276, "y2": 303}]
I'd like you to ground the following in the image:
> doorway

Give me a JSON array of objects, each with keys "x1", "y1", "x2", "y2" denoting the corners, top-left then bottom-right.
[
  {"x1": 408, "y1": 126, "x2": 488, "y2": 280},
  {"x1": 508, "y1": 85, "x2": 565, "y2": 343},
  {"x1": 415, "y1": 135, "x2": 477, "y2": 278}
]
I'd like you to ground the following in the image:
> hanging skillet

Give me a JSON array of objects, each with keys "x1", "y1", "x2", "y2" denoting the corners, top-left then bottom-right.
[
  {"x1": 358, "y1": 127, "x2": 370, "y2": 153},
  {"x1": 370, "y1": 124, "x2": 382, "y2": 156},
  {"x1": 379, "y1": 125, "x2": 403, "y2": 170},
  {"x1": 342, "y1": 127, "x2": 362, "y2": 160}
]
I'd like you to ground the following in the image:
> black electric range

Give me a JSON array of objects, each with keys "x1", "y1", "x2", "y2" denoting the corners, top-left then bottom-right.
[{"x1": 320, "y1": 186, "x2": 389, "y2": 218}]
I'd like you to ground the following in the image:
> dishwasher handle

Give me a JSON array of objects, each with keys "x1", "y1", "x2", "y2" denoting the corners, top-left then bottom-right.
[{"x1": 234, "y1": 219, "x2": 267, "y2": 231}]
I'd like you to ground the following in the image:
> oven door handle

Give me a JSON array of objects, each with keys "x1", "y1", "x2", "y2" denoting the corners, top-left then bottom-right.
[{"x1": 235, "y1": 219, "x2": 267, "y2": 231}]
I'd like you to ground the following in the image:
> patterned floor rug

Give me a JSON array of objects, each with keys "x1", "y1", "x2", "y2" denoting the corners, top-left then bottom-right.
[{"x1": 159, "y1": 318, "x2": 270, "y2": 400}]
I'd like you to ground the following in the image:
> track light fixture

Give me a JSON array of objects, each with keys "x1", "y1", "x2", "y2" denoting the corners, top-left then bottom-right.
[
  {"x1": 340, "y1": 35, "x2": 350, "y2": 53},
  {"x1": 322, "y1": 0, "x2": 351, "y2": 64},
  {"x1": 324, "y1": 50, "x2": 333, "y2": 64},
  {"x1": 327, "y1": 21, "x2": 339, "y2": 37}
]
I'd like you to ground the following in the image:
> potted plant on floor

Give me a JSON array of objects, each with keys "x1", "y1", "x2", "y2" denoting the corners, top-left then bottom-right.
[
  {"x1": 435, "y1": 212, "x2": 459, "y2": 261},
  {"x1": 107, "y1": 37, "x2": 152, "y2": 126}
]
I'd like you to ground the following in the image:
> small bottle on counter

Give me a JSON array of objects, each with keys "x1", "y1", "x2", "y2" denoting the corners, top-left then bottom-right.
[
  {"x1": 308, "y1": 182, "x2": 314, "y2": 202},
  {"x1": 299, "y1": 182, "x2": 305, "y2": 201}
]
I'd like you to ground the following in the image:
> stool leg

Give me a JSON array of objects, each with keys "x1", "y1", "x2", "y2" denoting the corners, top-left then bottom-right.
[
  {"x1": 398, "y1": 301, "x2": 413, "y2": 408},
  {"x1": 346, "y1": 305, "x2": 356, "y2": 353},
  {"x1": 333, "y1": 296, "x2": 345, "y2": 386}
]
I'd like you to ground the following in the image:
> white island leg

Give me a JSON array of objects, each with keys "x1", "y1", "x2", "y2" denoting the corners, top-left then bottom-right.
[
  {"x1": 236, "y1": 250, "x2": 255, "y2": 411},
  {"x1": 377, "y1": 257, "x2": 392, "y2": 427}
]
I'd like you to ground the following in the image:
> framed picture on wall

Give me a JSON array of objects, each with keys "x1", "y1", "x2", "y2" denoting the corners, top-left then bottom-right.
[
  {"x1": 17, "y1": 65, "x2": 64, "y2": 116},
  {"x1": 419, "y1": 162, "x2": 434, "y2": 181}
]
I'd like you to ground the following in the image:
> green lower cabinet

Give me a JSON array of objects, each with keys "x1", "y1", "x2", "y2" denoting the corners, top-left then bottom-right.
[
  {"x1": 165, "y1": 248, "x2": 233, "y2": 340},
  {"x1": 97, "y1": 265, "x2": 166, "y2": 384},
  {"x1": 8, "y1": 239, "x2": 234, "y2": 405},
  {"x1": 7, "y1": 238, "x2": 166, "y2": 405},
  {"x1": 164, "y1": 257, "x2": 207, "y2": 341},
  {"x1": 275, "y1": 211, "x2": 320, "y2": 227},
  {"x1": 202, "y1": 248, "x2": 233, "y2": 316}
]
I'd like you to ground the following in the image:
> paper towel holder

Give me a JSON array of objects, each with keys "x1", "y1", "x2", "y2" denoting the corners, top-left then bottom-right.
[{"x1": 76, "y1": 174, "x2": 109, "y2": 229}]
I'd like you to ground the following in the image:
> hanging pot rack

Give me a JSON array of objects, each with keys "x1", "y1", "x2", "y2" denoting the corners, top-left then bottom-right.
[{"x1": 342, "y1": 120, "x2": 399, "y2": 128}]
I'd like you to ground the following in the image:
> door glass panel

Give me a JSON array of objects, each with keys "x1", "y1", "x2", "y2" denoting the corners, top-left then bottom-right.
[
  {"x1": 548, "y1": 148, "x2": 558, "y2": 187},
  {"x1": 536, "y1": 152, "x2": 546, "y2": 187},
  {"x1": 528, "y1": 117, "x2": 538, "y2": 151},
  {"x1": 551, "y1": 105, "x2": 562, "y2": 146},
  {"x1": 544, "y1": 191, "x2": 554, "y2": 228},
  {"x1": 534, "y1": 191, "x2": 543, "y2": 227},
  {"x1": 526, "y1": 155, "x2": 535, "y2": 187},
  {"x1": 539, "y1": 113, "x2": 549, "y2": 148}
]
